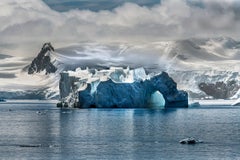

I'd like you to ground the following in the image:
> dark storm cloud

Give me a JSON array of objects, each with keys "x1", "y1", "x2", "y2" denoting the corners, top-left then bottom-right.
[
  {"x1": 0, "y1": 73, "x2": 16, "y2": 79},
  {"x1": 0, "y1": 62, "x2": 27, "y2": 67},
  {"x1": 0, "y1": 54, "x2": 12, "y2": 59},
  {"x1": 43, "y1": 0, "x2": 161, "y2": 11}
]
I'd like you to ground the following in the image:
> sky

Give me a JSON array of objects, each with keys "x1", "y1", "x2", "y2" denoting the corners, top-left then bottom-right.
[
  {"x1": 43, "y1": 0, "x2": 161, "y2": 12},
  {"x1": 0, "y1": 0, "x2": 240, "y2": 56}
]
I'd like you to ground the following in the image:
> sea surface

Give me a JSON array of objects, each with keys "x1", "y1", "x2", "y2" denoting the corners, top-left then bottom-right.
[{"x1": 0, "y1": 101, "x2": 240, "y2": 160}]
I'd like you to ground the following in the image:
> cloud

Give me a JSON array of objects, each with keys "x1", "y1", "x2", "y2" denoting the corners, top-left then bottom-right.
[
  {"x1": 0, "y1": 54, "x2": 12, "y2": 59},
  {"x1": 0, "y1": 0, "x2": 240, "y2": 56},
  {"x1": 0, "y1": 73, "x2": 16, "y2": 79}
]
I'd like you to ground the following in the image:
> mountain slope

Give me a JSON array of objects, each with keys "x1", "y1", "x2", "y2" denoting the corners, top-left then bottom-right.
[
  {"x1": 27, "y1": 43, "x2": 57, "y2": 74},
  {"x1": 1, "y1": 37, "x2": 240, "y2": 100},
  {"x1": 46, "y1": 38, "x2": 240, "y2": 99}
]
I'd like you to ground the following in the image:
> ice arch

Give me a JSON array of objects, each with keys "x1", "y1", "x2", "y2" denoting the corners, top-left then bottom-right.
[
  {"x1": 149, "y1": 91, "x2": 165, "y2": 109},
  {"x1": 60, "y1": 71, "x2": 188, "y2": 108}
]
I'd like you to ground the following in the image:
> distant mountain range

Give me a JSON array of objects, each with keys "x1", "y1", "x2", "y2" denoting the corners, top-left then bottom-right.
[{"x1": 1, "y1": 37, "x2": 240, "y2": 100}]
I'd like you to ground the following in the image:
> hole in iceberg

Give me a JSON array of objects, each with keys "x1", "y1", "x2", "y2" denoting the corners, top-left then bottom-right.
[{"x1": 149, "y1": 91, "x2": 165, "y2": 109}]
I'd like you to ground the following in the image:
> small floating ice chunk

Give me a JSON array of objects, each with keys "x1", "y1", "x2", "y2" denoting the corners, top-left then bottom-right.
[
  {"x1": 179, "y1": 137, "x2": 203, "y2": 144},
  {"x1": 48, "y1": 144, "x2": 59, "y2": 148},
  {"x1": 61, "y1": 111, "x2": 72, "y2": 114},
  {"x1": 189, "y1": 102, "x2": 201, "y2": 107},
  {"x1": 19, "y1": 144, "x2": 42, "y2": 148},
  {"x1": 36, "y1": 111, "x2": 47, "y2": 115}
]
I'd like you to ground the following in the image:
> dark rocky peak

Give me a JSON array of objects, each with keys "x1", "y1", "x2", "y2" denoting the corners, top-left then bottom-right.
[
  {"x1": 199, "y1": 81, "x2": 240, "y2": 99},
  {"x1": 41, "y1": 42, "x2": 54, "y2": 53},
  {"x1": 28, "y1": 42, "x2": 57, "y2": 75}
]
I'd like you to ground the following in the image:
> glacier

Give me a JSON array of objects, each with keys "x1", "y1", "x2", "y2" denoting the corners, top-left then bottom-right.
[{"x1": 58, "y1": 67, "x2": 188, "y2": 108}]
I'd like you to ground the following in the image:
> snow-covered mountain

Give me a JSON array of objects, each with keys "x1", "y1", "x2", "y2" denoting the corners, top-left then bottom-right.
[{"x1": 1, "y1": 37, "x2": 240, "y2": 100}]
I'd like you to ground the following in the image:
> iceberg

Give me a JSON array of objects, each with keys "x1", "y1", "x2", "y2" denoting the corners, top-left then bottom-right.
[
  {"x1": 179, "y1": 137, "x2": 203, "y2": 144},
  {"x1": 0, "y1": 98, "x2": 6, "y2": 102},
  {"x1": 59, "y1": 67, "x2": 188, "y2": 108},
  {"x1": 232, "y1": 98, "x2": 240, "y2": 106}
]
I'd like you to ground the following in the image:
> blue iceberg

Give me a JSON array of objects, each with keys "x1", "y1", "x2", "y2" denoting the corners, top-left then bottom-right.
[{"x1": 59, "y1": 67, "x2": 188, "y2": 108}]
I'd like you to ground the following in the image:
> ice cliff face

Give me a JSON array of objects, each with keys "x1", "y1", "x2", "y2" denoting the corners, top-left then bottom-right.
[
  {"x1": 78, "y1": 73, "x2": 187, "y2": 108},
  {"x1": 59, "y1": 67, "x2": 188, "y2": 108},
  {"x1": 27, "y1": 43, "x2": 57, "y2": 75}
]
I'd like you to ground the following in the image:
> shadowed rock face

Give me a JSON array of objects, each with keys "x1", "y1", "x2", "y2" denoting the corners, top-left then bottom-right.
[
  {"x1": 28, "y1": 43, "x2": 57, "y2": 75},
  {"x1": 199, "y1": 81, "x2": 240, "y2": 99},
  {"x1": 78, "y1": 72, "x2": 188, "y2": 108}
]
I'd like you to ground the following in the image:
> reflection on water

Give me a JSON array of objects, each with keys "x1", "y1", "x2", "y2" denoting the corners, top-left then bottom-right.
[{"x1": 0, "y1": 103, "x2": 240, "y2": 160}]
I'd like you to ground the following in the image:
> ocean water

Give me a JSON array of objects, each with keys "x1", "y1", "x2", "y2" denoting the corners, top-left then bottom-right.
[{"x1": 0, "y1": 101, "x2": 240, "y2": 160}]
